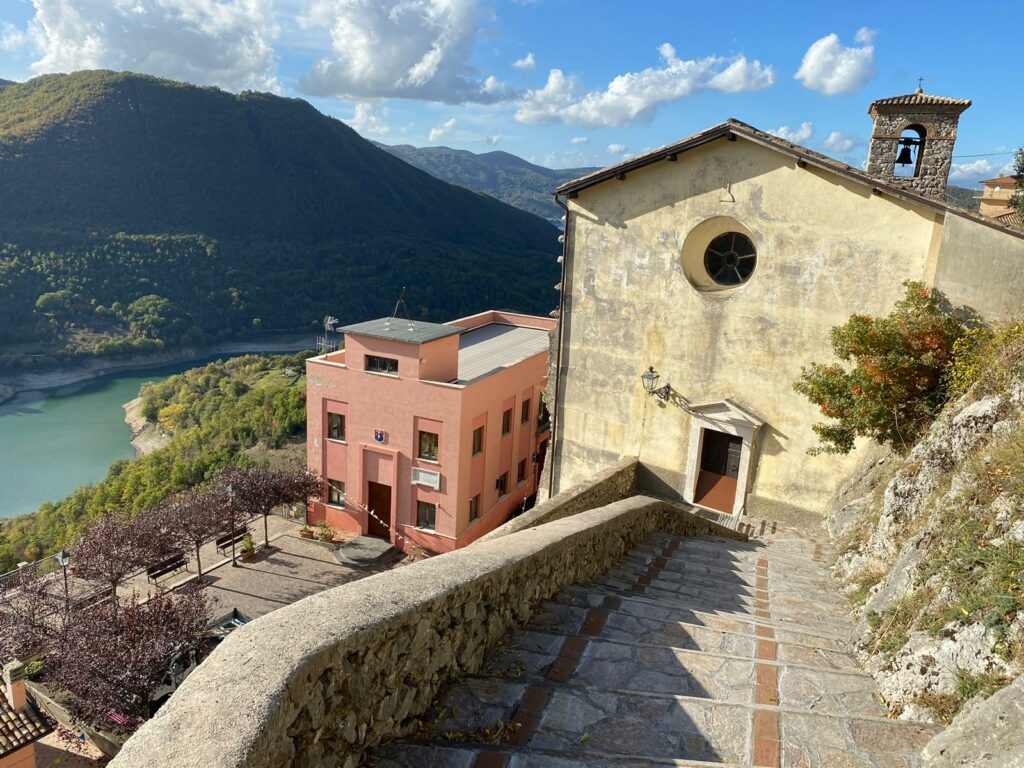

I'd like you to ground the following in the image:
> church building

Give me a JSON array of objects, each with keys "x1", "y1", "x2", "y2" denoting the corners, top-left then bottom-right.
[{"x1": 546, "y1": 89, "x2": 1024, "y2": 521}]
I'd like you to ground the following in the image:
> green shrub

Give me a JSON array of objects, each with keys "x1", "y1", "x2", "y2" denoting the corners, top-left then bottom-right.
[
  {"x1": 794, "y1": 282, "x2": 966, "y2": 454},
  {"x1": 946, "y1": 322, "x2": 1024, "y2": 400}
]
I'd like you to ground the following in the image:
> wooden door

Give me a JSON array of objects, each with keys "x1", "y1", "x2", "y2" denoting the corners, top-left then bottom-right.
[
  {"x1": 366, "y1": 482, "x2": 392, "y2": 539},
  {"x1": 694, "y1": 429, "x2": 742, "y2": 514}
]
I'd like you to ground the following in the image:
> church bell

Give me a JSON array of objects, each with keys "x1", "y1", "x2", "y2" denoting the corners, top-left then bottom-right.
[{"x1": 895, "y1": 141, "x2": 915, "y2": 166}]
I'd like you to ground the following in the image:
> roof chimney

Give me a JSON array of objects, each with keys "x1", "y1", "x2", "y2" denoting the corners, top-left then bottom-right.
[{"x1": 3, "y1": 661, "x2": 27, "y2": 712}]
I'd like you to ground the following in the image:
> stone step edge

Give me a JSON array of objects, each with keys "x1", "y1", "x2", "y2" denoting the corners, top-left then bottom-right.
[
  {"x1": 452, "y1": 676, "x2": 938, "y2": 731},
  {"x1": 648, "y1": 544, "x2": 833, "y2": 574},
  {"x1": 629, "y1": 547, "x2": 834, "y2": 581},
  {"x1": 382, "y1": 740, "x2": 743, "y2": 768},
  {"x1": 539, "y1": 596, "x2": 853, "y2": 656},
  {"x1": 653, "y1": 535, "x2": 837, "y2": 566},
  {"x1": 499, "y1": 627, "x2": 869, "y2": 680},
  {"x1": 567, "y1": 584, "x2": 855, "y2": 642},
  {"x1": 605, "y1": 563, "x2": 850, "y2": 612},
  {"x1": 620, "y1": 553, "x2": 841, "y2": 593}
]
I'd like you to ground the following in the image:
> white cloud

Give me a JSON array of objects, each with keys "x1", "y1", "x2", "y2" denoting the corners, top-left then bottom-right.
[
  {"x1": 513, "y1": 52, "x2": 535, "y2": 70},
  {"x1": 346, "y1": 102, "x2": 390, "y2": 136},
  {"x1": 481, "y1": 134, "x2": 502, "y2": 146},
  {"x1": 769, "y1": 122, "x2": 814, "y2": 144},
  {"x1": 0, "y1": 23, "x2": 27, "y2": 52},
  {"x1": 515, "y1": 43, "x2": 775, "y2": 128},
  {"x1": 298, "y1": 0, "x2": 511, "y2": 104},
  {"x1": 607, "y1": 143, "x2": 627, "y2": 154},
  {"x1": 948, "y1": 158, "x2": 1014, "y2": 183},
  {"x1": 795, "y1": 28, "x2": 876, "y2": 95},
  {"x1": 821, "y1": 130, "x2": 858, "y2": 153},
  {"x1": 569, "y1": 136, "x2": 588, "y2": 145},
  {"x1": 24, "y1": 0, "x2": 280, "y2": 92},
  {"x1": 429, "y1": 117, "x2": 457, "y2": 143}
]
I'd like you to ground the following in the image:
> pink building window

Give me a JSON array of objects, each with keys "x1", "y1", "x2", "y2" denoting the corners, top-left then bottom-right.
[
  {"x1": 327, "y1": 479, "x2": 345, "y2": 505},
  {"x1": 418, "y1": 430, "x2": 439, "y2": 462},
  {"x1": 472, "y1": 426, "x2": 484, "y2": 455},
  {"x1": 469, "y1": 494, "x2": 480, "y2": 520},
  {"x1": 501, "y1": 409, "x2": 513, "y2": 435},
  {"x1": 521, "y1": 398, "x2": 531, "y2": 424},
  {"x1": 327, "y1": 413, "x2": 346, "y2": 441},
  {"x1": 417, "y1": 501, "x2": 437, "y2": 530},
  {"x1": 496, "y1": 472, "x2": 509, "y2": 496},
  {"x1": 517, "y1": 459, "x2": 527, "y2": 484},
  {"x1": 365, "y1": 355, "x2": 398, "y2": 375}
]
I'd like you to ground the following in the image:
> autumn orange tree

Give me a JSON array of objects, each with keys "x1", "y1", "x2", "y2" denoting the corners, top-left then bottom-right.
[{"x1": 794, "y1": 282, "x2": 966, "y2": 454}]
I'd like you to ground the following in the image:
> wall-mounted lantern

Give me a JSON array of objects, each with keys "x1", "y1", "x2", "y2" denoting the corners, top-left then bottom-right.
[{"x1": 640, "y1": 366, "x2": 672, "y2": 401}]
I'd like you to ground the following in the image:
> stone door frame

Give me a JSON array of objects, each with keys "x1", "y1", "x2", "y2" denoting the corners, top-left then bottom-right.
[{"x1": 683, "y1": 400, "x2": 764, "y2": 517}]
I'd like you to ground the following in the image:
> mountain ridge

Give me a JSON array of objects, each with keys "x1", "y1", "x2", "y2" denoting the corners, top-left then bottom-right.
[
  {"x1": 373, "y1": 141, "x2": 597, "y2": 223},
  {"x1": 0, "y1": 71, "x2": 560, "y2": 360}
]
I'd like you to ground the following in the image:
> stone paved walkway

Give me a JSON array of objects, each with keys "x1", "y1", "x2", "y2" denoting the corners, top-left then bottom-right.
[{"x1": 371, "y1": 520, "x2": 939, "y2": 767}]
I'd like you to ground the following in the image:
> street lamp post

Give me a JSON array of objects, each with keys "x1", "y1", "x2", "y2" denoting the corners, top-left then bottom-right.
[
  {"x1": 227, "y1": 484, "x2": 238, "y2": 567},
  {"x1": 56, "y1": 549, "x2": 70, "y2": 618}
]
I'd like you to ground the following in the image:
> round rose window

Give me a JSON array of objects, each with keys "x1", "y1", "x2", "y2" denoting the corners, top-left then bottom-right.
[{"x1": 703, "y1": 232, "x2": 757, "y2": 286}]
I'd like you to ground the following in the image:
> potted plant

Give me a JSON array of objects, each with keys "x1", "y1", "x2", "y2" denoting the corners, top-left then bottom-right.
[
  {"x1": 316, "y1": 521, "x2": 335, "y2": 543},
  {"x1": 299, "y1": 525, "x2": 315, "y2": 539},
  {"x1": 240, "y1": 534, "x2": 256, "y2": 559}
]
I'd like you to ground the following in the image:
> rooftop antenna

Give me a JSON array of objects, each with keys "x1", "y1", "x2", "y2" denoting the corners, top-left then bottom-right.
[
  {"x1": 385, "y1": 287, "x2": 415, "y2": 332},
  {"x1": 317, "y1": 315, "x2": 339, "y2": 353}
]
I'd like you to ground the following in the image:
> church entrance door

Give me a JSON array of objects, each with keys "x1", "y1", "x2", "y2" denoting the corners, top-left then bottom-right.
[{"x1": 693, "y1": 429, "x2": 741, "y2": 514}]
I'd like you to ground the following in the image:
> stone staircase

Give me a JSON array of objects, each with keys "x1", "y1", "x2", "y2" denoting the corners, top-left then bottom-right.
[{"x1": 371, "y1": 522, "x2": 939, "y2": 767}]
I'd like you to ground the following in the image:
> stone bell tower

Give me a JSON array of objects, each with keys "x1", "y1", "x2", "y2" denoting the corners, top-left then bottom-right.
[{"x1": 865, "y1": 86, "x2": 971, "y2": 198}]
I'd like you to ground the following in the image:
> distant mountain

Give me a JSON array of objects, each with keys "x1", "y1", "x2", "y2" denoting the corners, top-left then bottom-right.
[
  {"x1": 0, "y1": 71, "x2": 560, "y2": 357},
  {"x1": 946, "y1": 184, "x2": 981, "y2": 211},
  {"x1": 374, "y1": 142, "x2": 597, "y2": 224}
]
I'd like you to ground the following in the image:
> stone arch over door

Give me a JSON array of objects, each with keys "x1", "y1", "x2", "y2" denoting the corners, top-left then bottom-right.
[{"x1": 683, "y1": 400, "x2": 764, "y2": 517}]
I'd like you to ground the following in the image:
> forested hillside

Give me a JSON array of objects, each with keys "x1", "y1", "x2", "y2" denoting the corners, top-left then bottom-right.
[
  {"x1": 374, "y1": 142, "x2": 596, "y2": 224},
  {"x1": 0, "y1": 71, "x2": 559, "y2": 366}
]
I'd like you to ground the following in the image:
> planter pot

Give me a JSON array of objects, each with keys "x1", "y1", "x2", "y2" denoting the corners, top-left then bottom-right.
[
  {"x1": 299, "y1": 531, "x2": 315, "y2": 539},
  {"x1": 241, "y1": 551, "x2": 255, "y2": 560},
  {"x1": 318, "y1": 536, "x2": 334, "y2": 543}
]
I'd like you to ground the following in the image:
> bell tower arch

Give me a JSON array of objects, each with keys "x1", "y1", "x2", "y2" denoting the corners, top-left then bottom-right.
[{"x1": 865, "y1": 86, "x2": 971, "y2": 198}]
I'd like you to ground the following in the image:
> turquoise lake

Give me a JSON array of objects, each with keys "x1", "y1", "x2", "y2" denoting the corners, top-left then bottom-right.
[{"x1": 0, "y1": 345, "x2": 307, "y2": 519}]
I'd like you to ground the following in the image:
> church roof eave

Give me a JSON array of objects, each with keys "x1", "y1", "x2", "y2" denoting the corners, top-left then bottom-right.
[{"x1": 554, "y1": 118, "x2": 1024, "y2": 243}]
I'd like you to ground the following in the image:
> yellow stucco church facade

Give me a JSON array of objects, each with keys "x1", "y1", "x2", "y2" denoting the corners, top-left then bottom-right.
[{"x1": 546, "y1": 90, "x2": 1024, "y2": 521}]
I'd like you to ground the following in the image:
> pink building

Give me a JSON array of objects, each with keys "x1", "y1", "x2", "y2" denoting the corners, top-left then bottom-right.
[{"x1": 306, "y1": 310, "x2": 555, "y2": 553}]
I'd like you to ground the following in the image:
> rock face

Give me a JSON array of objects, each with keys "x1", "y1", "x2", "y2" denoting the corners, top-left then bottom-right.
[
  {"x1": 826, "y1": 377, "x2": 1024, "y2": 725},
  {"x1": 921, "y1": 672, "x2": 1024, "y2": 767}
]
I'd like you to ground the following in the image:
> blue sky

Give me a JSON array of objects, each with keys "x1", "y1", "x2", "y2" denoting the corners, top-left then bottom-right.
[{"x1": 0, "y1": 0, "x2": 1019, "y2": 186}]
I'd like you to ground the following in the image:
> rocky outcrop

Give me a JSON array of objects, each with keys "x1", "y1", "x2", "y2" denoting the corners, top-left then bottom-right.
[
  {"x1": 921, "y1": 672, "x2": 1024, "y2": 767},
  {"x1": 827, "y1": 377, "x2": 1024, "y2": 725}
]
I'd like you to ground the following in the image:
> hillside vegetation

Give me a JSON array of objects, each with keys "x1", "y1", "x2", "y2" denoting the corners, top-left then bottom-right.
[
  {"x1": 826, "y1": 321, "x2": 1024, "y2": 725},
  {"x1": 374, "y1": 142, "x2": 596, "y2": 224},
  {"x1": 0, "y1": 353, "x2": 309, "y2": 571},
  {"x1": 0, "y1": 71, "x2": 559, "y2": 366}
]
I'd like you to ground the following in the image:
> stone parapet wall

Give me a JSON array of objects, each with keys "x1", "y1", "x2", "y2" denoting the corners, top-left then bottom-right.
[
  {"x1": 479, "y1": 457, "x2": 638, "y2": 543},
  {"x1": 110, "y1": 495, "x2": 744, "y2": 768}
]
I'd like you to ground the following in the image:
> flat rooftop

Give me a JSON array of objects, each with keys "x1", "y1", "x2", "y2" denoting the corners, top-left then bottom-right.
[
  {"x1": 341, "y1": 317, "x2": 462, "y2": 345},
  {"x1": 456, "y1": 323, "x2": 549, "y2": 383}
]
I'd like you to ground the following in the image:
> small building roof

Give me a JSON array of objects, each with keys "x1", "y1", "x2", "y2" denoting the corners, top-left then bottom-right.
[
  {"x1": 995, "y1": 209, "x2": 1023, "y2": 231},
  {"x1": 0, "y1": 685, "x2": 51, "y2": 759},
  {"x1": 340, "y1": 317, "x2": 462, "y2": 345},
  {"x1": 981, "y1": 176, "x2": 1018, "y2": 186},
  {"x1": 868, "y1": 88, "x2": 971, "y2": 114},
  {"x1": 456, "y1": 323, "x2": 549, "y2": 383}
]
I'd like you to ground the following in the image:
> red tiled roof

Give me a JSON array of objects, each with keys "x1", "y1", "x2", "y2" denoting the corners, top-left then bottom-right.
[
  {"x1": 0, "y1": 685, "x2": 51, "y2": 759},
  {"x1": 995, "y1": 209, "x2": 1024, "y2": 230},
  {"x1": 868, "y1": 90, "x2": 971, "y2": 110},
  {"x1": 981, "y1": 176, "x2": 1018, "y2": 186}
]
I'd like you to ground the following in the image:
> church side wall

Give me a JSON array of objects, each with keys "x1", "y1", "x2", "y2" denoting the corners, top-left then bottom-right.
[
  {"x1": 555, "y1": 137, "x2": 940, "y2": 515},
  {"x1": 933, "y1": 213, "x2": 1024, "y2": 321}
]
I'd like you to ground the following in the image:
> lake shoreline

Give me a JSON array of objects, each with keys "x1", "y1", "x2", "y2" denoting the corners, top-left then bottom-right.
[
  {"x1": 123, "y1": 397, "x2": 172, "y2": 457},
  {"x1": 0, "y1": 332, "x2": 312, "y2": 401}
]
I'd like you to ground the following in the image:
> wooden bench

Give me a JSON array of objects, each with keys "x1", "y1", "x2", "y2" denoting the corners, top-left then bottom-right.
[
  {"x1": 215, "y1": 527, "x2": 249, "y2": 555},
  {"x1": 146, "y1": 551, "x2": 187, "y2": 582}
]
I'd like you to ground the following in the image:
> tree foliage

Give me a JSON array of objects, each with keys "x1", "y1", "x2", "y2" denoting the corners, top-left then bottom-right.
[
  {"x1": 47, "y1": 587, "x2": 208, "y2": 728},
  {"x1": 1014, "y1": 145, "x2": 1024, "y2": 218},
  {"x1": 793, "y1": 282, "x2": 967, "y2": 454}
]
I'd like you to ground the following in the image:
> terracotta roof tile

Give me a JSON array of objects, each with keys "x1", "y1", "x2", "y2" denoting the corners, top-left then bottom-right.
[
  {"x1": 869, "y1": 90, "x2": 971, "y2": 109},
  {"x1": 981, "y1": 176, "x2": 1018, "y2": 186},
  {"x1": 0, "y1": 684, "x2": 52, "y2": 758},
  {"x1": 995, "y1": 209, "x2": 1024, "y2": 230}
]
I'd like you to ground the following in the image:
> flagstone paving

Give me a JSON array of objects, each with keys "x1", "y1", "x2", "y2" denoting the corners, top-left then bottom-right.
[{"x1": 370, "y1": 519, "x2": 939, "y2": 767}]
